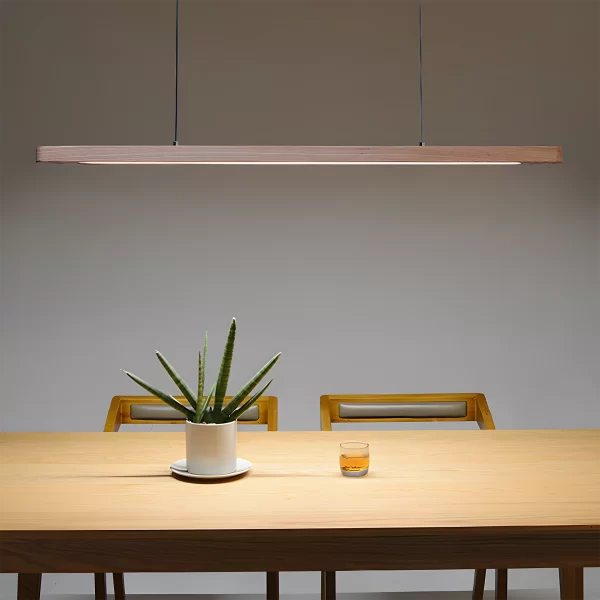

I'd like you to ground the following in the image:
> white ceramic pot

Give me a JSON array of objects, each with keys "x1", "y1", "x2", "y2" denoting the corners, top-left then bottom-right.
[{"x1": 185, "y1": 420, "x2": 237, "y2": 476}]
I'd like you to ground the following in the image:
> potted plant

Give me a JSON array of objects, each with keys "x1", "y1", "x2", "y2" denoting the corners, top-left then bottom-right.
[{"x1": 122, "y1": 318, "x2": 280, "y2": 475}]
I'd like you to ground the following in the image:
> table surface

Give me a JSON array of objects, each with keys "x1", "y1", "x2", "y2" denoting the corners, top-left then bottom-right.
[{"x1": 1, "y1": 430, "x2": 599, "y2": 533}]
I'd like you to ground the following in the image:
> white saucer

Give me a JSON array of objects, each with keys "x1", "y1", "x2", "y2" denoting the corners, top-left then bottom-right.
[{"x1": 170, "y1": 458, "x2": 252, "y2": 480}]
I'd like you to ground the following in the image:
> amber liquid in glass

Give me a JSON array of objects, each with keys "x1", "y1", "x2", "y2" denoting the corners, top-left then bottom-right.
[{"x1": 340, "y1": 454, "x2": 369, "y2": 475}]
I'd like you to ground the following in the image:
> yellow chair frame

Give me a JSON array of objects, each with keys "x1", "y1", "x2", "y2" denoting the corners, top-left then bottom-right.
[
  {"x1": 102, "y1": 394, "x2": 279, "y2": 600},
  {"x1": 319, "y1": 393, "x2": 499, "y2": 600},
  {"x1": 320, "y1": 392, "x2": 495, "y2": 431},
  {"x1": 104, "y1": 394, "x2": 279, "y2": 432}
]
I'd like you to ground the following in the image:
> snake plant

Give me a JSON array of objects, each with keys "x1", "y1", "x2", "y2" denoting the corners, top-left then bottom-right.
[{"x1": 122, "y1": 318, "x2": 280, "y2": 424}]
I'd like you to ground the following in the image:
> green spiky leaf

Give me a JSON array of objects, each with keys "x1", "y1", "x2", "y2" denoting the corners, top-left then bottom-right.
[
  {"x1": 195, "y1": 380, "x2": 216, "y2": 424},
  {"x1": 122, "y1": 370, "x2": 194, "y2": 421},
  {"x1": 229, "y1": 379, "x2": 273, "y2": 421},
  {"x1": 222, "y1": 352, "x2": 281, "y2": 418},
  {"x1": 196, "y1": 332, "x2": 208, "y2": 419},
  {"x1": 211, "y1": 411, "x2": 227, "y2": 424},
  {"x1": 196, "y1": 350, "x2": 203, "y2": 415},
  {"x1": 214, "y1": 318, "x2": 236, "y2": 412},
  {"x1": 156, "y1": 351, "x2": 197, "y2": 410}
]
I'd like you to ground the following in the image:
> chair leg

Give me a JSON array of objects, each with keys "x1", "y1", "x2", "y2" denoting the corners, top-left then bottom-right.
[
  {"x1": 560, "y1": 567, "x2": 584, "y2": 600},
  {"x1": 495, "y1": 569, "x2": 508, "y2": 600},
  {"x1": 266, "y1": 572, "x2": 279, "y2": 600},
  {"x1": 472, "y1": 569, "x2": 486, "y2": 600},
  {"x1": 321, "y1": 571, "x2": 336, "y2": 600},
  {"x1": 17, "y1": 574, "x2": 42, "y2": 600},
  {"x1": 113, "y1": 573, "x2": 126, "y2": 600},
  {"x1": 94, "y1": 573, "x2": 107, "y2": 600}
]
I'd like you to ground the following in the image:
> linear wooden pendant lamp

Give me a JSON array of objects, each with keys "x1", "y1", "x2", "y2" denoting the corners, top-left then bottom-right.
[{"x1": 36, "y1": 1, "x2": 562, "y2": 166}]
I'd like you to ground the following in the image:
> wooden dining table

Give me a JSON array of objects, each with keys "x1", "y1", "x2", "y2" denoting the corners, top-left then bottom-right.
[{"x1": 1, "y1": 430, "x2": 599, "y2": 599}]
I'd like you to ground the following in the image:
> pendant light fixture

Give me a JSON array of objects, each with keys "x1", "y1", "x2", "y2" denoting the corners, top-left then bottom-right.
[{"x1": 37, "y1": 1, "x2": 562, "y2": 166}]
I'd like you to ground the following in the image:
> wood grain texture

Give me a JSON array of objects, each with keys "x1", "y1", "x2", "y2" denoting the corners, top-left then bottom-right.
[
  {"x1": 36, "y1": 146, "x2": 563, "y2": 164},
  {"x1": 495, "y1": 568, "x2": 507, "y2": 600},
  {"x1": 112, "y1": 573, "x2": 126, "y2": 600},
  {"x1": 476, "y1": 395, "x2": 496, "y2": 430},
  {"x1": 266, "y1": 572, "x2": 279, "y2": 600},
  {"x1": 3, "y1": 527, "x2": 598, "y2": 574},
  {"x1": 16, "y1": 573, "x2": 41, "y2": 600},
  {"x1": 1, "y1": 431, "x2": 598, "y2": 573},
  {"x1": 321, "y1": 571, "x2": 336, "y2": 600},
  {"x1": 560, "y1": 567, "x2": 584, "y2": 600},
  {"x1": 94, "y1": 573, "x2": 106, "y2": 600},
  {"x1": 472, "y1": 569, "x2": 486, "y2": 600},
  {"x1": 1, "y1": 431, "x2": 597, "y2": 531}
]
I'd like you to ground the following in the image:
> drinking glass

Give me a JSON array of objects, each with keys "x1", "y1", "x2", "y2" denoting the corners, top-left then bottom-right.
[{"x1": 339, "y1": 441, "x2": 369, "y2": 477}]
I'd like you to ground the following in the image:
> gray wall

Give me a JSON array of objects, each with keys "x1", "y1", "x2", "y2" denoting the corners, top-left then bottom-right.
[{"x1": 1, "y1": 0, "x2": 598, "y2": 596}]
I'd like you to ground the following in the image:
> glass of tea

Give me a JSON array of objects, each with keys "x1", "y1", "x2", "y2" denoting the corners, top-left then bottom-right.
[{"x1": 339, "y1": 441, "x2": 369, "y2": 477}]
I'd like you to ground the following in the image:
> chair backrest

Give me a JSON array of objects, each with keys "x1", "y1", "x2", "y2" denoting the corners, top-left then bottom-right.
[
  {"x1": 320, "y1": 393, "x2": 495, "y2": 431},
  {"x1": 105, "y1": 395, "x2": 278, "y2": 432}
]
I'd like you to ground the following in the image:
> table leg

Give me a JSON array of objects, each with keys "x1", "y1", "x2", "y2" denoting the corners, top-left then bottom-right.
[
  {"x1": 17, "y1": 574, "x2": 41, "y2": 600},
  {"x1": 495, "y1": 569, "x2": 507, "y2": 600},
  {"x1": 113, "y1": 573, "x2": 126, "y2": 600},
  {"x1": 321, "y1": 571, "x2": 336, "y2": 600},
  {"x1": 266, "y1": 572, "x2": 279, "y2": 600},
  {"x1": 94, "y1": 573, "x2": 107, "y2": 600},
  {"x1": 472, "y1": 569, "x2": 486, "y2": 600},
  {"x1": 560, "y1": 567, "x2": 584, "y2": 600}
]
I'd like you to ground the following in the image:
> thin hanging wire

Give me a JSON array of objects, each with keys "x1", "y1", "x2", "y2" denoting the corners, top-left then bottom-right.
[
  {"x1": 173, "y1": 0, "x2": 180, "y2": 146},
  {"x1": 418, "y1": 0, "x2": 424, "y2": 146}
]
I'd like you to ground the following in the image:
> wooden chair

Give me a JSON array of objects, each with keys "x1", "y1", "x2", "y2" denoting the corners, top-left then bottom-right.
[
  {"x1": 319, "y1": 394, "x2": 581, "y2": 600},
  {"x1": 15, "y1": 397, "x2": 278, "y2": 600},
  {"x1": 101, "y1": 394, "x2": 279, "y2": 600},
  {"x1": 104, "y1": 394, "x2": 278, "y2": 432},
  {"x1": 319, "y1": 393, "x2": 504, "y2": 600}
]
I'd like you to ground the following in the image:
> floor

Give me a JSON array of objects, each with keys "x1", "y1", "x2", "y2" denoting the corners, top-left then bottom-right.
[{"x1": 0, "y1": 593, "x2": 580, "y2": 600}]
